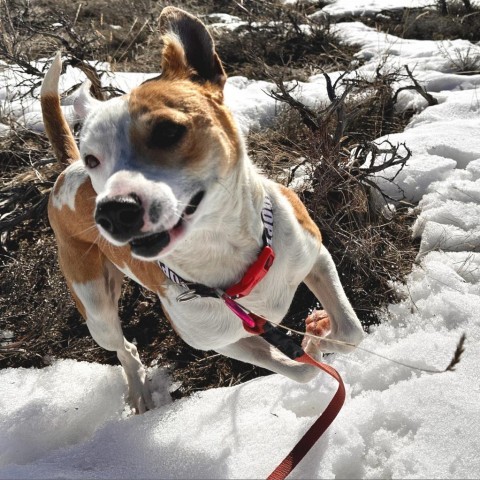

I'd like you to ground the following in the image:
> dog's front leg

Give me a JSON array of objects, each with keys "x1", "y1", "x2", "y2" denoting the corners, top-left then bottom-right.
[
  {"x1": 55, "y1": 241, "x2": 153, "y2": 413},
  {"x1": 303, "y1": 245, "x2": 364, "y2": 354},
  {"x1": 217, "y1": 335, "x2": 320, "y2": 383}
]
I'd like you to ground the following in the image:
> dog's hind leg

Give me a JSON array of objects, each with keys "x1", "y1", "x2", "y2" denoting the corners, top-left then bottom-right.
[
  {"x1": 217, "y1": 335, "x2": 321, "y2": 383},
  {"x1": 303, "y1": 246, "x2": 364, "y2": 355}
]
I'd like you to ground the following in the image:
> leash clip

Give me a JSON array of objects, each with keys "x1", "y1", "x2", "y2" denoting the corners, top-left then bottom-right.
[{"x1": 222, "y1": 293, "x2": 257, "y2": 329}]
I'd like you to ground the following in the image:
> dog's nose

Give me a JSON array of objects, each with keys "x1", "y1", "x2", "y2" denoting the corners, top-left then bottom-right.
[{"x1": 95, "y1": 194, "x2": 144, "y2": 240}]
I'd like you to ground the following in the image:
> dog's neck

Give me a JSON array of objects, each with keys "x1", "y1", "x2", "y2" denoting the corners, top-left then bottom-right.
[{"x1": 162, "y1": 148, "x2": 267, "y2": 288}]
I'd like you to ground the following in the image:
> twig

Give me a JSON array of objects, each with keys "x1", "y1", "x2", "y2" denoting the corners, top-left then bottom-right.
[
  {"x1": 322, "y1": 72, "x2": 352, "y2": 144},
  {"x1": 268, "y1": 318, "x2": 467, "y2": 375},
  {"x1": 393, "y1": 65, "x2": 438, "y2": 106},
  {"x1": 445, "y1": 333, "x2": 466, "y2": 371},
  {"x1": 266, "y1": 79, "x2": 319, "y2": 130}
]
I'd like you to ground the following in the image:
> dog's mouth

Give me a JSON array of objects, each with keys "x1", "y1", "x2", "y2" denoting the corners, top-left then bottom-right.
[{"x1": 129, "y1": 190, "x2": 205, "y2": 258}]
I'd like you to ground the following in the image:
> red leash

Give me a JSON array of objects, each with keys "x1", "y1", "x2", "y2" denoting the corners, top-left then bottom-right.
[
  {"x1": 267, "y1": 353, "x2": 345, "y2": 480},
  {"x1": 239, "y1": 311, "x2": 346, "y2": 480}
]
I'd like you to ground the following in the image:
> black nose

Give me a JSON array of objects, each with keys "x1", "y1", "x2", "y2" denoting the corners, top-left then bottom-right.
[{"x1": 95, "y1": 194, "x2": 144, "y2": 241}]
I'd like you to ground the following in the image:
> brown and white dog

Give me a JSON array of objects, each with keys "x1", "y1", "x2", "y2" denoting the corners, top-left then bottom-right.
[{"x1": 41, "y1": 7, "x2": 364, "y2": 413}]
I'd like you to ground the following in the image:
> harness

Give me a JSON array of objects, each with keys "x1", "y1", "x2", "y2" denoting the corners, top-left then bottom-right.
[{"x1": 159, "y1": 194, "x2": 345, "y2": 480}]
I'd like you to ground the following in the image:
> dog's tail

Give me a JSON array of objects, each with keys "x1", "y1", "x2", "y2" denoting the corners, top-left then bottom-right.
[{"x1": 41, "y1": 52, "x2": 80, "y2": 165}]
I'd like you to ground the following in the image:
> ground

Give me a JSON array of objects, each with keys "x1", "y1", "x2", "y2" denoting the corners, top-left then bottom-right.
[{"x1": 2, "y1": 0, "x2": 474, "y2": 398}]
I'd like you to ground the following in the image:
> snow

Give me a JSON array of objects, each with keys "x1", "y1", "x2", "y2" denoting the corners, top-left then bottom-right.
[
  {"x1": 331, "y1": 23, "x2": 480, "y2": 205},
  {"x1": 2, "y1": 1, "x2": 480, "y2": 478},
  {"x1": 0, "y1": 60, "x2": 156, "y2": 131},
  {"x1": 311, "y1": 0, "x2": 479, "y2": 19},
  {"x1": 412, "y1": 160, "x2": 480, "y2": 259},
  {"x1": 334, "y1": 21, "x2": 480, "y2": 74}
]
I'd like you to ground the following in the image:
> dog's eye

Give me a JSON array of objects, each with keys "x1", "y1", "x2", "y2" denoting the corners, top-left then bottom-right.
[
  {"x1": 84, "y1": 154, "x2": 100, "y2": 169},
  {"x1": 149, "y1": 121, "x2": 186, "y2": 149}
]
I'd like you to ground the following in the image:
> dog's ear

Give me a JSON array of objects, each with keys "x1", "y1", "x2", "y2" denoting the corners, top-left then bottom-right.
[
  {"x1": 159, "y1": 7, "x2": 226, "y2": 89},
  {"x1": 74, "y1": 80, "x2": 102, "y2": 119}
]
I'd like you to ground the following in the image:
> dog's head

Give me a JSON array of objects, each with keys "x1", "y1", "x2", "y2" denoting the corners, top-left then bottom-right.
[{"x1": 72, "y1": 8, "x2": 241, "y2": 259}]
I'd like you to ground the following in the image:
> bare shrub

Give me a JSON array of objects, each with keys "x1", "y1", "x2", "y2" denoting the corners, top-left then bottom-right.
[
  {"x1": 437, "y1": 41, "x2": 480, "y2": 74},
  {"x1": 252, "y1": 66, "x2": 418, "y2": 327},
  {"x1": 363, "y1": 4, "x2": 480, "y2": 43},
  {"x1": 210, "y1": 3, "x2": 355, "y2": 80},
  {"x1": 0, "y1": 0, "x2": 157, "y2": 76},
  {"x1": 438, "y1": 0, "x2": 474, "y2": 15}
]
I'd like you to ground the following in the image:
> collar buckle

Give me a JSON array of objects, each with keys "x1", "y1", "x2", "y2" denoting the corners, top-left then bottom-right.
[{"x1": 225, "y1": 245, "x2": 275, "y2": 299}]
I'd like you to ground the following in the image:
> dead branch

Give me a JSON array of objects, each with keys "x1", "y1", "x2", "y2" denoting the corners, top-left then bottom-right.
[
  {"x1": 393, "y1": 65, "x2": 438, "y2": 106},
  {"x1": 322, "y1": 72, "x2": 352, "y2": 144},
  {"x1": 349, "y1": 139, "x2": 412, "y2": 204},
  {"x1": 352, "y1": 139, "x2": 412, "y2": 176},
  {"x1": 266, "y1": 79, "x2": 319, "y2": 130}
]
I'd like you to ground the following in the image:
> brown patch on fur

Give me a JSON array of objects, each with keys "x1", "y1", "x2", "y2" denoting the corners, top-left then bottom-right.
[
  {"x1": 279, "y1": 184, "x2": 322, "y2": 242},
  {"x1": 128, "y1": 79, "x2": 240, "y2": 171},
  {"x1": 41, "y1": 93, "x2": 80, "y2": 165},
  {"x1": 48, "y1": 173, "x2": 168, "y2": 298}
]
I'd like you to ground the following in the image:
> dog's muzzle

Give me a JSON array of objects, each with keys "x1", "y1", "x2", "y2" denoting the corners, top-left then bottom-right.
[{"x1": 95, "y1": 190, "x2": 205, "y2": 258}]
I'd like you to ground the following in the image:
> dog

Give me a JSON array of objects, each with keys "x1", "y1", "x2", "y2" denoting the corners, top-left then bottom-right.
[{"x1": 41, "y1": 7, "x2": 364, "y2": 413}]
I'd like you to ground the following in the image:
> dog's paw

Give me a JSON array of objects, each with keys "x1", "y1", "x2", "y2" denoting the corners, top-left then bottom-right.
[
  {"x1": 129, "y1": 387, "x2": 154, "y2": 414},
  {"x1": 303, "y1": 310, "x2": 331, "y2": 342},
  {"x1": 125, "y1": 371, "x2": 155, "y2": 414},
  {"x1": 302, "y1": 309, "x2": 364, "y2": 355},
  {"x1": 301, "y1": 309, "x2": 331, "y2": 354}
]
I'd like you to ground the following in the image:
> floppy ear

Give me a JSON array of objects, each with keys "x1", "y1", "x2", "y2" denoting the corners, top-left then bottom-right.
[
  {"x1": 159, "y1": 7, "x2": 226, "y2": 88},
  {"x1": 73, "y1": 80, "x2": 102, "y2": 119}
]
